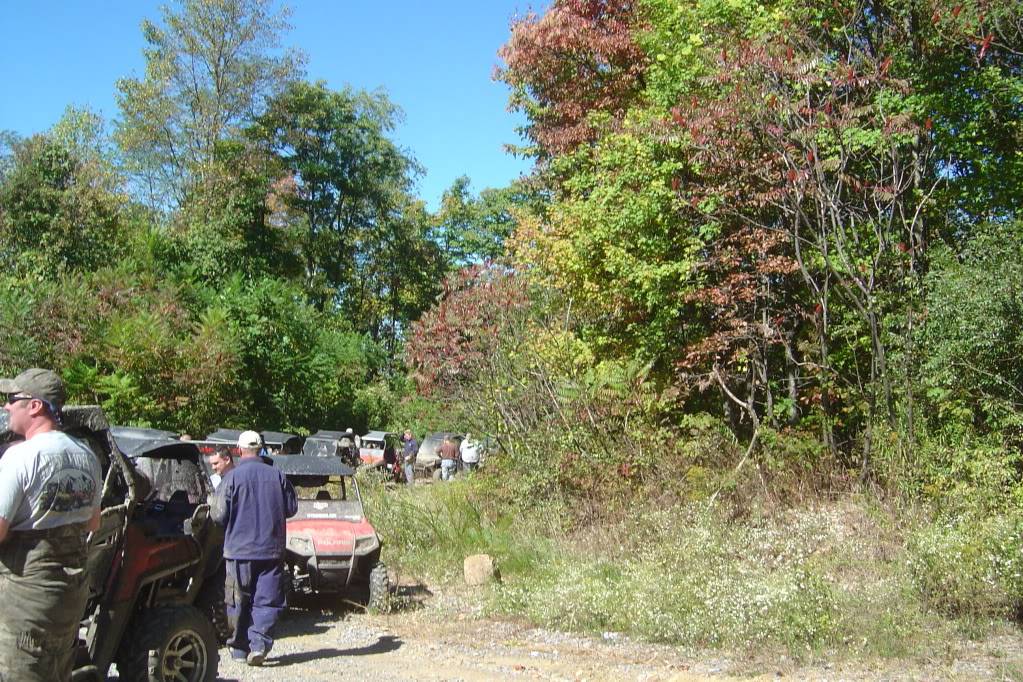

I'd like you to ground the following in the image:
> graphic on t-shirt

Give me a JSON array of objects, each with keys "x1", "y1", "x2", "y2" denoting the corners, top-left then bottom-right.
[{"x1": 39, "y1": 469, "x2": 97, "y2": 513}]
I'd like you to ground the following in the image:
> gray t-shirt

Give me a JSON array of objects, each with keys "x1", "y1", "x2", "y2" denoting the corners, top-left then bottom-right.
[{"x1": 0, "y1": 430, "x2": 102, "y2": 531}]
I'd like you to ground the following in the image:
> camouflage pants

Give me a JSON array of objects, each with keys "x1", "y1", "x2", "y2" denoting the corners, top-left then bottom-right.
[{"x1": 0, "y1": 525, "x2": 89, "y2": 682}]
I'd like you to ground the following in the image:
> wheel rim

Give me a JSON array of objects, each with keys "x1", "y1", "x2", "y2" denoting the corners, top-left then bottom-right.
[{"x1": 160, "y1": 628, "x2": 208, "y2": 682}]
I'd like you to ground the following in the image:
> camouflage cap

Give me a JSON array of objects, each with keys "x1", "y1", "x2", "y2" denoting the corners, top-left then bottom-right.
[{"x1": 0, "y1": 368, "x2": 66, "y2": 410}]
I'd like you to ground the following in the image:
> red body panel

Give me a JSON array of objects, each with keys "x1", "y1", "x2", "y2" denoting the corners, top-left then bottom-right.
[
  {"x1": 111, "y1": 524, "x2": 201, "y2": 602},
  {"x1": 287, "y1": 518, "x2": 376, "y2": 554}
]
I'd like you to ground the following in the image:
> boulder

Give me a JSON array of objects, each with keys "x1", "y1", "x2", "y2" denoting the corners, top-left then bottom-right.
[{"x1": 463, "y1": 553, "x2": 499, "y2": 586}]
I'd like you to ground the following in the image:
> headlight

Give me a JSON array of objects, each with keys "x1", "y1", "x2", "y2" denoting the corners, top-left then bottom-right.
[
  {"x1": 288, "y1": 536, "x2": 313, "y2": 552},
  {"x1": 353, "y1": 535, "x2": 379, "y2": 553}
]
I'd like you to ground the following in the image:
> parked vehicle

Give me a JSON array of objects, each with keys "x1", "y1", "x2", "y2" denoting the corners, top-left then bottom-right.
[
  {"x1": 360, "y1": 429, "x2": 398, "y2": 478},
  {"x1": 279, "y1": 455, "x2": 389, "y2": 609},
  {"x1": 0, "y1": 408, "x2": 224, "y2": 682},
  {"x1": 303, "y1": 429, "x2": 360, "y2": 467},
  {"x1": 413, "y1": 431, "x2": 463, "y2": 479},
  {"x1": 201, "y1": 427, "x2": 303, "y2": 455}
]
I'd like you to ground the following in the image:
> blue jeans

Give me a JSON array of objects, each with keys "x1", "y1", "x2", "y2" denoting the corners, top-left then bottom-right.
[
  {"x1": 404, "y1": 463, "x2": 415, "y2": 487},
  {"x1": 225, "y1": 558, "x2": 287, "y2": 656},
  {"x1": 441, "y1": 459, "x2": 456, "y2": 481}
]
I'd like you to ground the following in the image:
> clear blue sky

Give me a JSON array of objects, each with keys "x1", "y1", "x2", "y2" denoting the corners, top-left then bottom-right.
[{"x1": 0, "y1": 1, "x2": 543, "y2": 210}]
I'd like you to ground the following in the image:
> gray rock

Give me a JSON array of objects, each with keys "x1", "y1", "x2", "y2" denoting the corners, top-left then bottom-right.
[{"x1": 463, "y1": 553, "x2": 499, "y2": 586}]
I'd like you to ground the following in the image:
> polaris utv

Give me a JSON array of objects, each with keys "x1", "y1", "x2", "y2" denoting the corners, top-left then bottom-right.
[
  {"x1": 199, "y1": 427, "x2": 304, "y2": 455},
  {"x1": 0, "y1": 410, "x2": 224, "y2": 682},
  {"x1": 279, "y1": 455, "x2": 390, "y2": 609},
  {"x1": 303, "y1": 429, "x2": 361, "y2": 467}
]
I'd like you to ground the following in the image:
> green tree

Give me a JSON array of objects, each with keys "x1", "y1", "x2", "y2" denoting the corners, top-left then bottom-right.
[
  {"x1": 115, "y1": 0, "x2": 304, "y2": 206},
  {"x1": 434, "y1": 176, "x2": 532, "y2": 265},
  {"x1": 246, "y1": 80, "x2": 420, "y2": 312},
  {"x1": 0, "y1": 118, "x2": 127, "y2": 276}
]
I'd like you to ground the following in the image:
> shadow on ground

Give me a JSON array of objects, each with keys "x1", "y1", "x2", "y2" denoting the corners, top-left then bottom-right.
[
  {"x1": 264, "y1": 635, "x2": 404, "y2": 667},
  {"x1": 390, "y1": 582, "x2": 432, "y2": 612}
]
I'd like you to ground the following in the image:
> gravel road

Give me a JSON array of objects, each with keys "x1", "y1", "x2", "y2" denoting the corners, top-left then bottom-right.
[{"x1": 212, "y1": 585, "x2": 1023, "y2": 682}]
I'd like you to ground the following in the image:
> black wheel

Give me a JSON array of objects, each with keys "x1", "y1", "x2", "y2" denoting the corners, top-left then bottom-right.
[
  {"x1": 195, "y1": 572, "x2": 230, "y2": 644},
  {"x1": 116, "y1": 605, "x2": 218, "y2": 682},
  {"x1": 367, "y1": 561, "x2": 391, "y2": 612}
]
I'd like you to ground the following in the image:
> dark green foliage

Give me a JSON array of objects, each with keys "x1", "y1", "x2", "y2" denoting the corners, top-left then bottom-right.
[
  {"x1": 0, "y1": 133, "x2": 126, "y2": 275},
  {"x1": 920, "y1": 221, "x2": 1023, "y2": 438}
]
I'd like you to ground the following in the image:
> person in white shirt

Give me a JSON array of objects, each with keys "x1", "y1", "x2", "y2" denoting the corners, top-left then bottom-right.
[
  {"x1": 206, "y1": 449, "x2": 235, "y2": 489},
  {"x1": 0, "y1": 368, "x2": 102, "y2": 681},
  {"x1": 459, "y1": 433, "x2": 481, "y2": 473}
]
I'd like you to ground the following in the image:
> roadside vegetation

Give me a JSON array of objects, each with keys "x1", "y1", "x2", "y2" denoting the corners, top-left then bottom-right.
[{"x1": 3, "y1": 0, "x2": 1023, "y2": 667}]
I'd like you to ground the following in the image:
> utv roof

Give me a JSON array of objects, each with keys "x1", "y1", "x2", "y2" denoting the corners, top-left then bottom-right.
[
  {"x1": 205, "y1": 428, "x2": 242, "y2": 443},
  {"x1": 274, "y1": 455, "x2": 355, "y2": 477},
  {"x1": 261, "y1": 431, "x2": 304, "y2": 453},
  {"x1": 306, "y1": 429, "x2": 353, "y2": 440},
  {"x1": 205, "y1": 428, "x2": 303, "y2": 451},
  {"x1": 0, "y1": 405, "x2": 111, "y2": 439},
  {"x1": 361, "y1": 430, "x2": 394, "y2": 441},
  {"x1": 110, "y1": 425, "x2": 201, "y2": 459}
]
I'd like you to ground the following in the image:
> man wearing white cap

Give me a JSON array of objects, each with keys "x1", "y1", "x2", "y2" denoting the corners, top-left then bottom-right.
[
  {"x1": 0, "y1": 368, "x2": 102, "y2": 681},
  {"x1": 212, "y1": 429, "x2": 296, "y2": 667}
]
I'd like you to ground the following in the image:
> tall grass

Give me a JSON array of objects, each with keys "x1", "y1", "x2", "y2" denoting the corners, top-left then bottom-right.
[{"x1": 363, "y1": 476, "x2": 1021, "y2": 658}]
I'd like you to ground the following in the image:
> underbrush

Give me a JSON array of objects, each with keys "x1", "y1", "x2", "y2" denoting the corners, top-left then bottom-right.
[{"x1": 362, "y1": 475, "x2": 1023, "y2": 659}]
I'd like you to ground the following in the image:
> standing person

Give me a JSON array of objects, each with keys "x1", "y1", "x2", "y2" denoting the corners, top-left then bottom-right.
[
  {"x1": 206, "y1": 448, "x2": 235, "y2": 489},
  {"x1": 439, "y1": 436, "x2": 458, "y2": 481},
  {"x1": 338, "y1": 428, "x2": 357, "y2": 465},
  {"x1": 0, "y1": 368, "x2": 102, "y2": 681},
  {"x1": 459, "y1": 433, "x2": 480, "y2": 473},
  {"x1": 400, "y1": 430, "x2": 418, "y2": 487},
  {"x1": 212, "y1": 430, "x2": 297, "y2": 667}
]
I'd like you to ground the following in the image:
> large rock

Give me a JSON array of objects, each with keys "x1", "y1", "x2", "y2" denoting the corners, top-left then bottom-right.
[{"x1": 463, "y1": 553, "x2": 499, "y2": 586}]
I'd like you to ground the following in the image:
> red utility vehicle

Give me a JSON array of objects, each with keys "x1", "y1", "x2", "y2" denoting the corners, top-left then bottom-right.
[{"x1": 278, "y1": 455, "x2": 390, "y2": 609}]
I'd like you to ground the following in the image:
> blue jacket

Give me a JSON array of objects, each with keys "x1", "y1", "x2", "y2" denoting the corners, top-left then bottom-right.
[{"x1": 212, "y1": 457, "x2": 297, "y2": 560}]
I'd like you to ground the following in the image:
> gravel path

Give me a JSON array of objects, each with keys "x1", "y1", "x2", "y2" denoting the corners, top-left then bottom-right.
[{"x1": 212, "y1": 586, "x2": 1023, "y2": 682}]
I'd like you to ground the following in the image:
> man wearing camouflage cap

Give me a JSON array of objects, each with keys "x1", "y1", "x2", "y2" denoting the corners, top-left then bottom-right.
[{"x1": 0, "y1": 368, "x2": 102, "y2": 681}]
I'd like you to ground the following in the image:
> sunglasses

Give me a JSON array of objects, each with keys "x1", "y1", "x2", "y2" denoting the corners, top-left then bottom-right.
[{"x1": 4, "y1": 394, "x2": 33, "y2": 405}]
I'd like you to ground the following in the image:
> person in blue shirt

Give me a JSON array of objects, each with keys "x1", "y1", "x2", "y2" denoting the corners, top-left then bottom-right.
[
  {"x1": 212, "y1": 430, "x2": 297, "y2": 667},
  {"x1": 400, "y1": 430, "x2": 418, "y2": 487}
]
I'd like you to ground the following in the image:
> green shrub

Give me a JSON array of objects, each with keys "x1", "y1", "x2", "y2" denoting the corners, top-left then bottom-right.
[{"x1": 907, "y1": 511, "x2": 1023, "y2": 620}]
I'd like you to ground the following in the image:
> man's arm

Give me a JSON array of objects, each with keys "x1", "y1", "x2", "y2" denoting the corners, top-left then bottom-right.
[
  {"x1": 86, "y1": 506, "x2": 101, "y2": 533},
  {"x1": 0, "y1": 459, "x2": 24, "y2": 545},
  {"x1": 283, "y1": 477, "x2": 298, "y2": 518},
  {"x1": 211, "y1": 480, "x2": 230, "y2": 526}
]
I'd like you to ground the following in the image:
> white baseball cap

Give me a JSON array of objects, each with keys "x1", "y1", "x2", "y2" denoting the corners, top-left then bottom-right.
[{"x1": 237, "y1": 430, "x2": 262, "y2": 448}]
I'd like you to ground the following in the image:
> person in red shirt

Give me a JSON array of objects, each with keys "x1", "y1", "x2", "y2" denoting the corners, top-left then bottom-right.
[{"x1": 439, "y1": 436, "x2": 458, "y2": 481}]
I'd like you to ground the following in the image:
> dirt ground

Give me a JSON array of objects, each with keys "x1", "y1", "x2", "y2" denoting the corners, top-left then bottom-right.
[{"x1": 213, "y1": 584, "x2": 1023, "y2": 682}]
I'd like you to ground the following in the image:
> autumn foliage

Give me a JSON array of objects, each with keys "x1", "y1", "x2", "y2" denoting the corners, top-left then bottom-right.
[{"x1": 498, "y1": 0, "x2": 647, "y2": 156}]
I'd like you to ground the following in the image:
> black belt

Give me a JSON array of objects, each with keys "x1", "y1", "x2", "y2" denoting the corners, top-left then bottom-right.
[{"x1": 9, "y1": 523, "x2": 88, "y2": 541}]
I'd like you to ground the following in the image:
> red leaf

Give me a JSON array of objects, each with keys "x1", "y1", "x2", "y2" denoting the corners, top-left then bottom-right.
[
  {"x1": 786, "y1": 45, "x2": 794, "y2": 62},
  {"x1": 806, "y1": 150, "x2": 815, "y2": 162},
  {"x1": 931, "y1": 10, "x2": 941, "y2": 24},
  {"x1": 786, "y1": 169, "x2": 798, "y2": 183},
  {"x1": 924, "y1": 117, "x2": 933, "y2": 130},
  {"x1": 951, "y1": 5, "x2": 963, "y2": 19},
  {"x1": 979, "y1": 33, "x2": 992, "y2": 60},
  {"x1": 879, "y1": 56, "x2": 892, "y2": 76},
  {"x1": 671, "y1": 176, "x2": 681, "y2": 191}
]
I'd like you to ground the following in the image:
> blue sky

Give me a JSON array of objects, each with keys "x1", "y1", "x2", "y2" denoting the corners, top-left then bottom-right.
[{"x1": 0, "y1": 1, "x2": 543, "y2": 210}]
